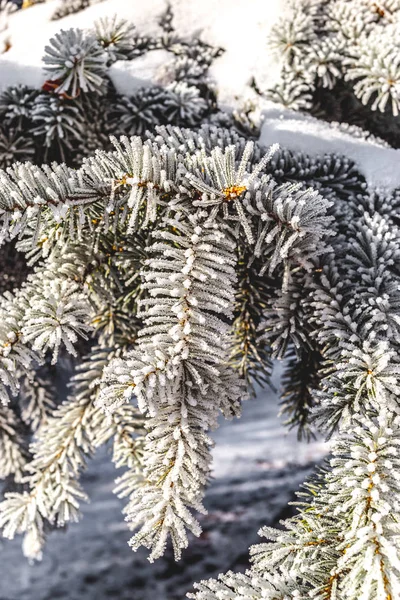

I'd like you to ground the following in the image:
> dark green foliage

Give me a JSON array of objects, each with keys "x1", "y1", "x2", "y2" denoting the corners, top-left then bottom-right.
[
  {"x1": 230, "y1": 252, "x2": 274, "y2": 394},
  {"x1": 280, "y1": 346, "x2": 321, "y2": 440}
]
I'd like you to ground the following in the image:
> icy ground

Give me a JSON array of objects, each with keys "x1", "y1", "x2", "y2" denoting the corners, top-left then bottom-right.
[{"x1": 0, "y1": 365, "x2": 327, "y2": 600}]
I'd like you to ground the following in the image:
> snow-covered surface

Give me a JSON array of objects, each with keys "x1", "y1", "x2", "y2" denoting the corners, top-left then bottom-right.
[
  {"x1": 0, "y1": 365, "x2": 328, "y2": 600},
  {"x1": 0, "y1": 0, "x2": 285, "y2": 103},
  {"x1": 259, "y1": 102, "x2": 400, "y2": 190},
  {"x1": 108, "y1": 50, "x2": 171, "y2": 95}
]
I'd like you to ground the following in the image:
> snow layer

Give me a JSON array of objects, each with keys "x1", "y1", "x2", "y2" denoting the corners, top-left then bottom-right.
[
  {"x1": 108, "y1": 50, "x2": 171, "y2": 96},
  {"x1": 0, "y1": 0, "x2": 285, "y2": 102},
  {"x1": 0, "y1": 365, "x2": 327, "y2": 600},
  {"x1": 259, "y1": 102, "x2": 400, "y2": 190}
]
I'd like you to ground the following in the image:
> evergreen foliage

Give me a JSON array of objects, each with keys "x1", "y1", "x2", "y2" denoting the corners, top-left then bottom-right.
[
  {"x1": 43, "y1": 28, "x2": 108, "y2": 97},
  {"x1": 0, "y1": 112, "x2": 398, "y2": 598},
  {"x1": 186, "y1": 127, "x2": 400, "y2": 599},
  {"x1": 51, "y1": 0, "x2": 104, "y2": 22},
  {"x1": 0, "y1": 124, "x2": 337, "y2": 565},
  {"x1": 264, "y1": 0, "x2": 400, "y2": 147},
  {"x1": 0, "y1": 3, "x2": 399, "y2": 599},
  {"x1": 191, "y1": 413, "x2": 400, "y2": 599}
]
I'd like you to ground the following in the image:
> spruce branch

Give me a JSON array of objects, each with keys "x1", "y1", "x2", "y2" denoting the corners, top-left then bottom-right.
[
  {"x1": 19, "y1": 366, "x2": 56, "y2": 432},
  {"x1": 99, "y1": 213, "x2": 245, "y2": 560}
]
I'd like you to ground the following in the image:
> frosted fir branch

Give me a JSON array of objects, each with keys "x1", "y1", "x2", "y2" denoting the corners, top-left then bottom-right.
[
  {"x1": 0, "y1": 394, "x2": 97, "y2": 561},
  {"x1": 22, "y1": 279, "x2": 92, "y2": 364},
  {"x1": 0, "y1": 239, "x2": 140, "y2": 410},
  {"x1": 345, "y1": 25, "x2": 400, "y2": 116},
  {"x1": 84, "y1": 135, "x2": 178, "y2": 233},
  {"x1": 309, "y1": 293, "x2": 400, "y2": 431},
  {"x1": 268, "y1": 6, "x2": 316, "y2": 64},
  {"x1": 0, "y1": 85, "x2": 38, "y2": 127},
  {"x1": 242, "y1": 412, "x2": 400, "y2": 600},
  {"x1": 0, "y1": 126, "x2": 35, "y2": 169},
  {"x1": 336, "y1": 341, "x2": 400, "y2": 404},
  {"x1": 326, "y1": 413, "x2": 400, "y2": 599},
  {"x1": 0, "y1": 491, "x2": 46, "y2": 561},
  {"x1": 98, "y1": 213, "x2": 241, "y2": 415},
  {"x1": 189, "y1": 158, "x2": 400, "y2": 597},
  {"x1": 0, "y1": 243, "x2": 98, "y2": 405},
  {"x1": 309, "y1": 204, "x2": 400, "y2": 428},
  {"x1": 267, "y1": 0, "x2": 400, "y2": 118},
  {"x1": 94, "y1": 16, "x2": 137, "y2": 64},
  {"x1": 341, "y1": 211, "x2": 400, "y2": 346},
  {"x1": 150, "y1": 124, "x2": 253, "y2": 159},
  {"x1": 32, "y1": 93, "x2": 84, "y2": 153},
  {"x1": 0, "y1": 293, "x2": 39, "y2": 405},
  {"x1": 314, "y1": 340, "x2": 400, "y2": 434},
  {"x1": 0, "y1": 134, "x2": 277, "y2": 250},
  {"x1": 310, "y1": 260, "x2": 358, "y2": 357},
  {"x1": 164, "y1": 82, "x2": 208, "y2": 126},
  {"x1": 0, "y1": 347, "x2": 114, "y2": 556},
  {"x1": 111, "y1": 88, "x2": 167, "y2": 136},
  {"x1": 43, "y1": 28, "x2": 107, "y2": 97},
  {"x1": 50, "y1": 0, "x2": 97, "y2": 21},
  {"x1": 0, "y1": 126, "x2": 342, "y2": 566},
  {"x1": 325, "y1": 0, "x2": 383, "y2": 44},
  {"x1": 125, "y1": 404, "x2": 212, "y2": 562},
  {"x1": 124, "y1": 371, "x2": 241, "y2": 561},
  {"x1": 304, "y1": 39, "x2": 343, "y2": 90},
  {"x1": 0, "y1": 119, "x2": 398, "y2": 594},
  {"x1": 0, "y1": 161, "x2": 79, "y2": 247},
  {"x1": 259, "y1": 270, "x2": 315, "y2": 359},
  {"x1": 99, "y1": 213, "x2": 245, "y2": 560},
  {"x1": 185, "y1": 142, "x2": 279, "y2": 244},
  {"x1": 268, "y1": 147, "x2": 367, "y2": 210},
  {"x1": 244, "y1": 180, "x2": 334, "y2": 275},
  {"x1": 312, "y1": 207, "x2": 400, "y2": 370},
  {"x1": 0, "y1": 157, "x2": 132, "y2": 249},
  {"x1": 264, "y1": 65, "x2": 314, "y2": 111},
  {"x1": 188, "y1": 570, "x2": 302, "y2": 600}
]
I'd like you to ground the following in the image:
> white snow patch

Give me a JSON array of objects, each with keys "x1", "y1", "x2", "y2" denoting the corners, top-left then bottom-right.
[
  {"x1": 165, "y1": 0, "x2": 286, "y2": 106},
  {"x1": 259, "y1": 103, "x2": 400, "y2": 190},
  {"x1": 0, "y1": 56, "x2": 45, "y2": 90},
  {"x1": 108, "y1": 50, "x2": 170, "y2": 96}
]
